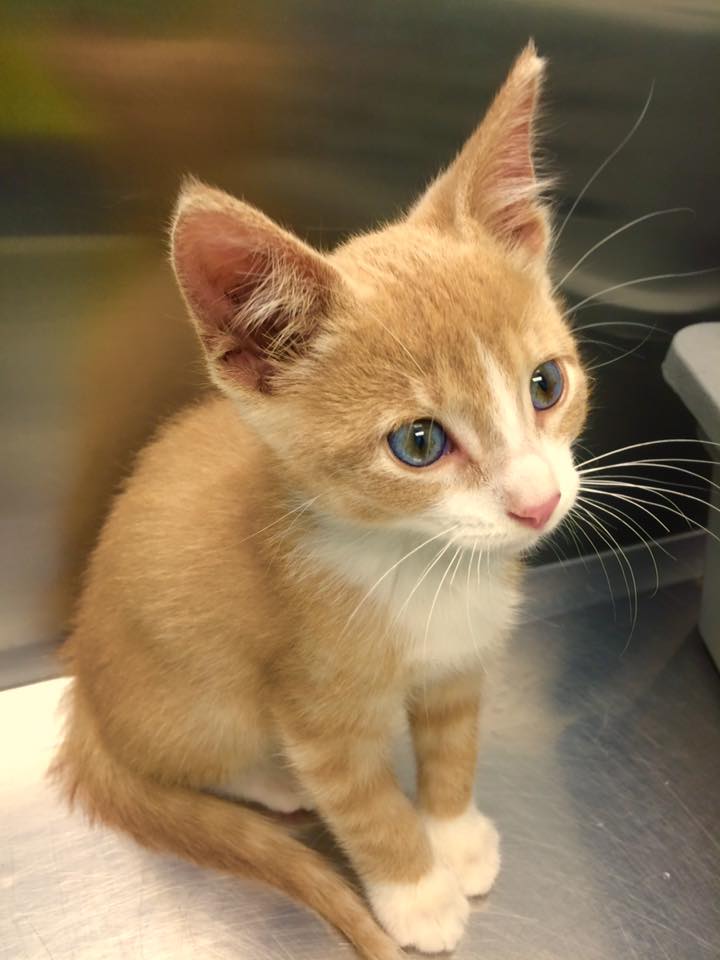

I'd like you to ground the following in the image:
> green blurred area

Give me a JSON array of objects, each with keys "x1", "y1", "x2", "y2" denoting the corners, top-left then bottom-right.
[{"x1": 0, "y1": 36, "x2": 94, "y2": 138}]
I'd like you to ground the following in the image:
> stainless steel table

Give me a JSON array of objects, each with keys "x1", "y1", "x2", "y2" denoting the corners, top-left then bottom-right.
[{"x1": 2, "y1": 553, "x2": 719, "y2": 960}]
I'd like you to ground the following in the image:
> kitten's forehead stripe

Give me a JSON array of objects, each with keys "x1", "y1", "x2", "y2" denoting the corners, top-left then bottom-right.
[
  {"x1": 443, "y1": 413, "x2": 484, "y2": 465},
  {"x1": 475, "y1": 349, "x2": 528, "y2": 454}
]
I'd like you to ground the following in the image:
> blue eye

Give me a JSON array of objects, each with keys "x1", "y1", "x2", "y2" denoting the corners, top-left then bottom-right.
[
  {"x1": 388, "y1": 419, "x2": 449, "y2": 467},
  {"x1": 530, "y1": 360, "x2": 564, "y2": 410}
]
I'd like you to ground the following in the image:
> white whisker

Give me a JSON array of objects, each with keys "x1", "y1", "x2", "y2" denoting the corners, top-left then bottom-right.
[
  {"x1": 580, "y1": 459, "x2": 719, "y2": 495},
  {"x1": 573, "y1": 500, "x2": 638, "y2": 637},
  {"x1": 238, "y1": 495, "x2": 319, "y2": 545},
  {"x1": 582, "y1": 479, "x2": 720, "y2": 518},
  {"x1": 586, "y1": 326, "x2": 656, "y2": 370},
  {"x1": 395, "y1": 537, "x2": 457, "y2": 624},
  {"x1": 581, "y1": 470, "x2": 708, "y2": 495},
  {"x1": 449, "y1": 544, "x2": 466, "y2": 587},
  {"x1": 568, "y1": 510, "x2": 618, "y2": 616},
  {"x1": 581, "y1": 485, "x2": 685, "y2": 528},
  {"x1": 544, "y1": 533, "x2": 571, "y2": 566},
  {"x1": 554, "y1": 207, "x2": 692, "y2": 293},
  {"x1": 575, "y1": 438, "x2": 720, "y2": 470},
  {"x1": 580, "y1": 484, "x2": 671, "y2": 534},
  {"x1": 566, "y1": 266, "x2": 719, "y2": 317},
  {"x1": 574, "y1": 320, "x2": 660, "y2": 334},
  {"x1": 341, "y1": 525, "x2": 458, "y2": 632},
  {"x1": 582, "y1": 486, "x2": 720, "y2": 546},
  {"x1": 577, "y1": 494, "x2": 662, "y2": 595},
  {"x1": 577, "y1": 337, "x2": 629, "y2": 355},
  {"x1": 374, "y1": 315, "x2": 425, "y2": 378},
  {"x1": 550, "y1": 83, "x2": 654, "y2": 257},
  {"x1": 559, "y1": 514, "x2": 585, "y2": 561},
  {"x1": 587, "y1": 475, "x2": 712, "y2": 503},
  {"x1": 476, "y1": 544, "x2": 484, "y2": 588},
  {"x1": 465, "y1": 540, "x2": 478, "y2": 652},
  {"x1": 559, "y1": 515, "x2": 593, "y2": 573},
  {"x1": 423, "y1": 546, "x2": 462, "y2": 653}
]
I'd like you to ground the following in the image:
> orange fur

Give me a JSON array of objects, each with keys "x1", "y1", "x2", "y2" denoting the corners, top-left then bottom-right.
[{"x1": 52, "y1": 44, "x2": 588, "y2": 958}]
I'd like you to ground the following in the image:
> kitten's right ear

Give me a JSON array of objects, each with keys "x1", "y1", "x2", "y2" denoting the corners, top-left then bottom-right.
[
  {"x1": 408, "y1": 42, "x2": 551, "y2": 265},
  {"x1": 171, "y1": 179, "x2": 345, "y2": 395}
]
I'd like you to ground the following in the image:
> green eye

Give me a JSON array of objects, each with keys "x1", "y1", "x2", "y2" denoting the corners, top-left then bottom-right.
[
  {"x1": 531, "y1": 360, "x2": 564, "y2": 410},
  {"x1": 388, "y1": 419, "x2": 449, "y2": 467}
]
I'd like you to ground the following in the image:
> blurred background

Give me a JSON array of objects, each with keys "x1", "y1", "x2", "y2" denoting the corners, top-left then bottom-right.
[{"x1": 1, "y1": 0, "x2": 719, "y2": 656}]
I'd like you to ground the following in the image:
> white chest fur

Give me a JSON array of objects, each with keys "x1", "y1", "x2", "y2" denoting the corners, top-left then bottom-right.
[{"x1": 296, "y1": 524, "x2": 519, "y2": 678}]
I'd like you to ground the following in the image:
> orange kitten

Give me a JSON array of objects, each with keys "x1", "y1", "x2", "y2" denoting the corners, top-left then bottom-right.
[{"x1": 52, "y1": 43, "x2": 588, "y2": 959}]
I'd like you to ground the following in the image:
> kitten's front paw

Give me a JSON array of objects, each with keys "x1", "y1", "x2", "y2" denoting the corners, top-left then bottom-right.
[
  {"x1": 424, "y1": 807, "x2": 501, "y2": 897},
  {"x1": 366, "y1": 861, "x2": 469, "y2": 954}
]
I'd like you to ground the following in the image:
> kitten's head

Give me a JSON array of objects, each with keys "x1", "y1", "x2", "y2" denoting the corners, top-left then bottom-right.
[{"x1": 171, "y1": 43, "x2": 588, "y2": 556}]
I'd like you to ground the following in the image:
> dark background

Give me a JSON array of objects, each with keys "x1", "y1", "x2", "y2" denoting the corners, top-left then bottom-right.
[{"x1": 1, "y1": 0, "x2": 718, "y2": 650}]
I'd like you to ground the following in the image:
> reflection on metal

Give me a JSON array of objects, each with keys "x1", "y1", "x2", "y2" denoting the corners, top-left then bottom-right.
[
  {"x1": 2, "y1": 565, "x2": 719, "y2": 958},
  {"x1": 1, "y1": 2, "x2": 718, "y2": 649}
]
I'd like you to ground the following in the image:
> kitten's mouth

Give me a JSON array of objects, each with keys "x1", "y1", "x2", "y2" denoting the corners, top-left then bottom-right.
[{"x1": 449, "y1": 516, "x2": 564, "y2": 552}]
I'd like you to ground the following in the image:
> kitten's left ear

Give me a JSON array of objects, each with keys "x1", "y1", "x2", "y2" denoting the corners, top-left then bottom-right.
[
  {"x1": 170, "y1": 180, "x2": 348, "y2": 396},
  {"x1": 409, "y1": 41, "x2": 551, "y2": 264}
]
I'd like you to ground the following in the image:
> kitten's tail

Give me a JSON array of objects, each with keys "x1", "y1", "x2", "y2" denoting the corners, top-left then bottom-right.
[{"x1": 50, "y1": 694, "x2": 400, "y2": 960}]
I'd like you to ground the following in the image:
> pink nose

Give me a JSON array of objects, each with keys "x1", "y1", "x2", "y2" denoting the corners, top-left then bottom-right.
[{"x1": 507, "y1": 492, "x2": 561, "y2": 530}]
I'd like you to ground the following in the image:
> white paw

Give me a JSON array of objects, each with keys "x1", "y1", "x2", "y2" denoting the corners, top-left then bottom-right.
[
  {"x1": 424, "y1": 807, "x2": 501, "y2": 897},
  {"x1": 366, "y1": 861, "x2": 469, "y2": 953}
]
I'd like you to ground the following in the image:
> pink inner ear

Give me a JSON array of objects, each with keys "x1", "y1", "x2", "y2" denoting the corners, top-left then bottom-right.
[
  {"x1": 173, "y1": 202, "x2": 338, "y2": 392},
  {"x1": 219, "y1": 347, "x2": 272, "y2": 390},
  {"x1": 407, "y1": 45, "x2": 548, "y2": 257},
  {"x1": 479, "y1": 85, "x2": 547, "y2": 254},
  {"x1": 173, "y1": 210, "x2": 284, "y2": 390},
  {"x1": 501, "y1": 102, "x2": 534, "y2": 184},
  {"x1": 174, "y1": 211, "x2": 271, "y2": 337}
]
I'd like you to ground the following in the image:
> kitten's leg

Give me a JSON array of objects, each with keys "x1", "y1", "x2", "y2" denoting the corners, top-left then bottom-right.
[
  {"x1": 277, "y1": 709, "x2": 469, "y2": 954},
  {"x1": 215, "y1": 754, "x2": 314, "y2": 814},
  {"x1": 409, "y1": 670, "x2": 501, "y2": 897}
]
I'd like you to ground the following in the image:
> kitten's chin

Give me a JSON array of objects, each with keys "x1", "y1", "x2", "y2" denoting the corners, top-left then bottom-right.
[
  {"x1": 449, "y1": 509, "x2": 571, "y2": 557},
  {"x1": 447, "y1": 531, "x2": 536, "y2": 559}
]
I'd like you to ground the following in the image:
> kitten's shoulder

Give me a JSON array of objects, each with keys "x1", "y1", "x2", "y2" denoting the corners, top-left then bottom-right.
[
  {"x1": 136, "y1": 394, "x2": 253, "y2": 471},
  {"x1": 124, "y1": 393, "x2": 268, "y2": 492},
  {"x1": 113, "y1": 393, "x2": 269, "y2": 532}
]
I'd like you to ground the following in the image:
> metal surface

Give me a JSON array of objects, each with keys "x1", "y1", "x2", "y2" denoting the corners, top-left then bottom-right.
[
  {"x1": 2, "y1": 564, "x2": 719, "y2": 960},
  {"x1": 2, "y1": 2, "x2": 719, "y2": 654}
]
